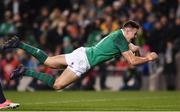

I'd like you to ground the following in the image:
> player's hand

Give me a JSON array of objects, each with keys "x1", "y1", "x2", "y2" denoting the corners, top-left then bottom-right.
[{"x1": 146, "y1": 52, "x2": 158, "y2": 61}]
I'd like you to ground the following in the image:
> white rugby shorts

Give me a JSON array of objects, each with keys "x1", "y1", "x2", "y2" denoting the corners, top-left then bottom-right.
[{"x1": 65, "y1": 47, "x2": 91, "y2": 77}]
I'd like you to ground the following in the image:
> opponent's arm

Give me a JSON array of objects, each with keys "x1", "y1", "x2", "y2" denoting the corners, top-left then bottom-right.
[{"x1": 122, "y1": 50, "x2": 158, "y2": 66}]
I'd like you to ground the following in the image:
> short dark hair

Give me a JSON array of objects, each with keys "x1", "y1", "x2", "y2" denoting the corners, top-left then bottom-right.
[{"x1": 122, "y1": 20, "x2": 140, "y2": 29}]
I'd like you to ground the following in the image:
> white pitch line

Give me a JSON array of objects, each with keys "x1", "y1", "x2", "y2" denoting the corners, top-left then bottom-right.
[{"x1": 23, "y1": 95, "x2": 177, "y2": 105}]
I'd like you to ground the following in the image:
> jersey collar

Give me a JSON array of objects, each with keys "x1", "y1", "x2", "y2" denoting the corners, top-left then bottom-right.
[
  {"x1": 121, "y1": 29, "x2": 125, "y2": 37},
  {"x1": 121, "y1": 29, "x2": 130, "y2": 44}
]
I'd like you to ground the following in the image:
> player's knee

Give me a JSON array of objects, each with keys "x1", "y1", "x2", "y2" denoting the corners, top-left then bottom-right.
[
  {"x1": 44, "y1": 56, "x2": 50, "y2": 65},
  {"x1": 44, "y1": 57, "x2": 58, "y2": 68},
  {"x1": 53, "y1": 82, "x2": 65, "y2": 90}
]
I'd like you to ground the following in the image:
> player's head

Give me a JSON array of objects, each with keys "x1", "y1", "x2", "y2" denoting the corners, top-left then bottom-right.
[{"x1": 122, "y1": 20, "x2": 140, "y2": 41}]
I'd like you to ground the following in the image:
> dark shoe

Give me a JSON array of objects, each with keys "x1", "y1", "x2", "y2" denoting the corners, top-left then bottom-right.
[
  {"x1": 0, "y1": 36, "x2": 20, "y2": 50},
  {"x1": 10, "y1": 65, "x2": 26, "y2": 80}
]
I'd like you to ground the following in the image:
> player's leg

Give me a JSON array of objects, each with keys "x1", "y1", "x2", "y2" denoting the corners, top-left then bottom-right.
[
  {"x1": 0, "y1": 36, "x2": 66, "y2": 68},
  {"x1": 10, "y1": 65, "x2": 79, "y2": 90},
  {"x1": 10, "y1": 65, "x2": 56, "y2": 87},
  {"x1": 0, "y1": 84, "x2": 20, "y2": 109},
  {"x1": 44, "y1": 55, "x2": 67, "y2": 69},
  {"x1": 53, "y1": 67, "x2": 79, "y2": 90},
  {"x1": 0, "y1": 84, "x2": 6, "y2": 105},
  {"x1": 0, "y1": 36, "x2": 47, "y2": 64}
]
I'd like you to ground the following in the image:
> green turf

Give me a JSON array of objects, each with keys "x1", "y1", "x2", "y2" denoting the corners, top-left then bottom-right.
[{"x1": 2, "y1": 91, "x2": 180, "y2": 111}]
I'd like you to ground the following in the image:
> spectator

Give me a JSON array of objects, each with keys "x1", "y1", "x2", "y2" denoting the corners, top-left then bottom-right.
[
  {"x1": 1, "y1": 51, "x2": 20, "y2": 89},
  {"x1": 0, "y1": 10, "x2": 16, "y2": 36},
  {"x1": 163, "y1": 40, "x2": 176, "y2": 90}
]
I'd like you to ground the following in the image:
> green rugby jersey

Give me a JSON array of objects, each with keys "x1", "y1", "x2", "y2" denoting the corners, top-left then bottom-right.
[{"x1": 85, "y1": 29, "x2": 129, "y2": 67}]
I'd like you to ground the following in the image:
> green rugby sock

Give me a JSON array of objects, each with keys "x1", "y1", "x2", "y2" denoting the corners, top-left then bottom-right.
[
  {"x1": 25, "y1": 69, "x2": 55, "y2": 88},
  {"x1": 18, "y1": 42, "x2": 48, "y2": 64}
]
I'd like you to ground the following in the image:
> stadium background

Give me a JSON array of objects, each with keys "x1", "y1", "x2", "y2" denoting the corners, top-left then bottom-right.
[{"x1": 0, "y1": 0, "x2": 180, "y2": 92}]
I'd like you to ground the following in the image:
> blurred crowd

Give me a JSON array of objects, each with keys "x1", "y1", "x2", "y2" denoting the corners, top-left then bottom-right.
[{"x1": 0, "y1": 0, "x2": 180, "y2": 91}]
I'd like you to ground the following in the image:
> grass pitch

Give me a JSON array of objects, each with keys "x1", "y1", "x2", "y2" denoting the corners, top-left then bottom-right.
[{"x1": 3, "y1": 91, "x2": 180, "y2": 111}]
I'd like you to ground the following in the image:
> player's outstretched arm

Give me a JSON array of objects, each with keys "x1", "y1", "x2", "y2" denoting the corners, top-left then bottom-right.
[{"x1": 122, "y1": 50, "x2": 158, "y2": 66}]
